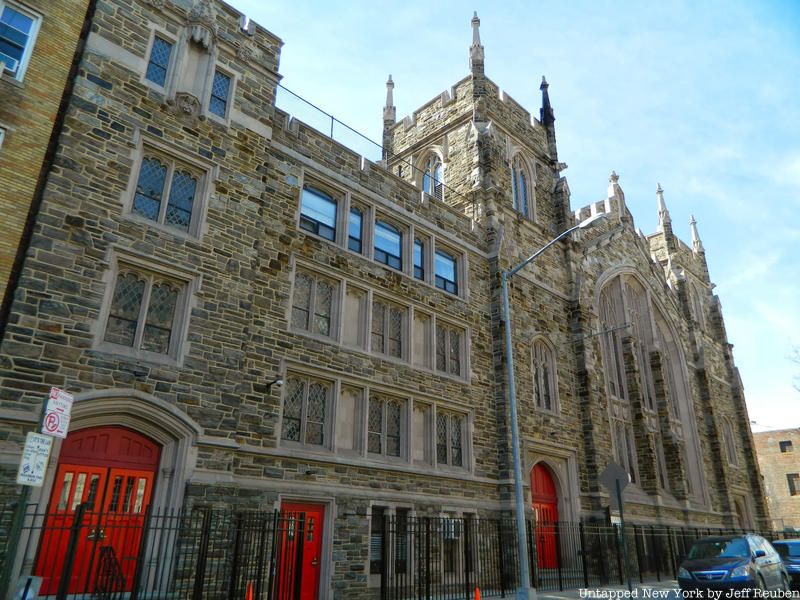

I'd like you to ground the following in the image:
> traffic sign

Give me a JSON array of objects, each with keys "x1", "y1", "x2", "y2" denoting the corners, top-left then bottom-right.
[
  {"x1": 41, "y1": 387, "x2": 73, "y2": 439},
  {"x1": 600, "y1": 461, "x2": 630, "y2": 511},
  {"x1": 16, "y1": 433, "x2": 53, "y2": 487}
]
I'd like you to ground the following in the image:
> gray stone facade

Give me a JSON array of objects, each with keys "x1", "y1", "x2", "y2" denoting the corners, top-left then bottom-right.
[{"x1": 0, "y1": 1, "x2": 768, "y2": 597}]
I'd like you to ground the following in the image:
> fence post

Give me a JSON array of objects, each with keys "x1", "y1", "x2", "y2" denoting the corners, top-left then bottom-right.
[
  {"x1": 191, "y1": 508, "x2": 213, "y2": 600},
  {"x1": 652, "y1": 526, "x2": 661, "y2": 582},
  {"x1": 228, "y1": 513, "x2": 244, "y2": 600},
  {"x1": 633, "y1": 525, "x2": 643, "y2": 583},
  {"x1": 425, "y1": 518, "x2": 431, "y2": 600},
  {"x1": 254, "y1": 512, "x2": 269, "y2": 600},
  {"x1": 496, "y1": 520, "x2": 506, "y2": 597},
  {"x1": 265, "y1": 509, "x2": 280, "y2": 600},
  {"x1": 555, "y1": 521, "x2": 564, "y2": 591},
  {"x1": 614, "y1": 524, "x2": 624, "y2": 585},
  {"x1": 463, "y1": 518, "x2": 472, "y2": 600},
  {"x1": 129, "y1": 504, "x2": 153, "y2": 600},
  {"x1": 55, "y1": 503, "x2": 86, "y2": 600},
  {"x1": 579, "y1": 522, "x2": 589, "y2": 588},
  {"x1": 528, "y1": 520, "x2": 538, "y2": 589},
  {"x1": 380, "y1": 512, "x2": 388, "y2": 600}
]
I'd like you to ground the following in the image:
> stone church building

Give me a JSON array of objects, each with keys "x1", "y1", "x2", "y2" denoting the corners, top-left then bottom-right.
[{"x1": 0, "y1": 0, "x2": 767, "y2": 596}]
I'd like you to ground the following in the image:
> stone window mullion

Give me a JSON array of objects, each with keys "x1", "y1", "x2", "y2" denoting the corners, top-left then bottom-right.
[
  {"x1": 157, "y1": 162, "x2": 175, "y2": 224},
  {"x1": 132, "y1": 276, "x2": 154, "y2": 349}
]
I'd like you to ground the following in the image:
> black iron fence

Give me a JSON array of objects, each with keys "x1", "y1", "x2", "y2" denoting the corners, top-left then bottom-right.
[
  {"x1": 1, "y1": 503, "x2": 793, "y2": 600},
  {"x1": 376, "y1": 516, "x2": 795, "y2": 598},
  {"x1": 1, "y1": 504, "x2": 312, "y2": 600}
]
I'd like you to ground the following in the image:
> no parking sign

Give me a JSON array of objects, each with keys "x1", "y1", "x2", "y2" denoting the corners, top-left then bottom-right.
[{"x1": 41, "y1": 387, "x2": 73, "y2": 439}]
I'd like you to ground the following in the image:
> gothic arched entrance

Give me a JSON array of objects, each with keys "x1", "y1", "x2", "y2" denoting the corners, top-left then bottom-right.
[
  {"x1": 531, "y1": 463, "x2": 559, "y2": 569},
  {"x1": 34, "y1": 426, "x2": 161, "y2": 595}
]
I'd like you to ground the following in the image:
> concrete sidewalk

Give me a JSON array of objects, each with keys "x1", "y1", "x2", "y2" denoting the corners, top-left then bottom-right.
[{"x1": 536, "y1": 580, "x2": 681, "y2": 600}]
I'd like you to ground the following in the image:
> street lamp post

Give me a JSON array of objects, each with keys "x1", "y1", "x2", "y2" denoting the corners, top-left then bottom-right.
[{"x1": 500, "y1": 212, "x2": 607, "y2": 600}]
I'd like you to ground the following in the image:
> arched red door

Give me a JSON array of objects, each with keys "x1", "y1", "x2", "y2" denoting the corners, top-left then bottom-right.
[
  {"x1": 35, "y1": 426, "x2": 161, "y2": 595},
  {"x1": 531, "y1": 463, "x2": 559, "y2": 569}
]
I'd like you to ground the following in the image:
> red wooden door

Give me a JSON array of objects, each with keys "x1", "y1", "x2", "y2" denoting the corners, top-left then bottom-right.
[
  {"x1": 531, "y1": 463, "x2": 559, "y2": 569},
  {"x1": 34, "y1": 426, "x2": 160, "y2": 595},
  {"x1": 275, "y1": 502, "x2": 325, "y2": 600}
]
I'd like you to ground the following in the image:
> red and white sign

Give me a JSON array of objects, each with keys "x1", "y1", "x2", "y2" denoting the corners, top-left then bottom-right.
[{"x1": 41, "y1": 387, "x2": 74, "y2": 439}]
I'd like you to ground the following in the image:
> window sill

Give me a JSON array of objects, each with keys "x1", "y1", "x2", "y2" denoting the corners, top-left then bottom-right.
[
  {"x1": 0, "y1": 72, "x2": 24, "y2": 89},
  {"x1": 93, "y1": 342, "x2": 181, "y2": 367}
]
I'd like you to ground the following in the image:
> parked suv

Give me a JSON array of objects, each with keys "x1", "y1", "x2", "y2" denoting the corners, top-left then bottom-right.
[
  {"x1": 677, "y1": 534, "x2": 789, "y2": 595},
  {"x1": 772, "y1": 539, "x2": 800, "y2": 590}
]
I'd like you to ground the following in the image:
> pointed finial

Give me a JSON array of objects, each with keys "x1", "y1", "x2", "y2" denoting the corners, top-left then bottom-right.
[
  {"x1": 383, "y1": 75, "x2": 396, "y2": 124},
  {"x1": 540, "y1": 75, "x2": 555, "y2": 127},
  {"x1": 470, "y1": 11, "x2": 484, "y2": 74},
  {"x1": 690, "y1": 215, "x2": 704, "y2": 253},
  {"x1": 656, "y1": 183, "x2": 671, "y2": 232},
  {"x1": 609, "y1": 171, "x2": 619, "y2": 184}
]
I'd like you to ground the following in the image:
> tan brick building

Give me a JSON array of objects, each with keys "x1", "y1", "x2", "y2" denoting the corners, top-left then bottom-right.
[
  {"x1": 754, "y1": 429, "x2": 800, "y2": 530},
  {"x1": 0, "y1": 1, "x2": 769, "y2": 597},
  {"x1": 0, "y1": 0, "x2": 91, "y2": 332}
]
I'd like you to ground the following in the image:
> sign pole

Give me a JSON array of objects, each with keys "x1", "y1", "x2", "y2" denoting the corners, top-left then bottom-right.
[
  {"x1": 616, "y1": 478, "x2": 632, "y2": 593},
  {"x1": 0, "y1": 387, "x2": 73, "y2": 598}
]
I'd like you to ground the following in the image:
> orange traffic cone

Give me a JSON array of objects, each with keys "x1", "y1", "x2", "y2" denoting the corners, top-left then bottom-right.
[
  {"x1": 245, "y1": 582, "x2": 254, "y2": 600},
  {"x1": 474, "y1": 587, "x2": 481, "y2": 600}
]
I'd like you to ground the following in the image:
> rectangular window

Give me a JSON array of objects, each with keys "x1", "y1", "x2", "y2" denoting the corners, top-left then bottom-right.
[
  {"x1": 788, "y1": 473, "x2": 800, "y2": 496},
  {"x1": 435, "y1": 323, "x2": 462, "y2": 377},
  {"x1": 291, "y1": 271, "x2": 335, "y2": 338},
  {"x1": 780, "y1": 440, "x2": 793, "y2": 453},
  {"x1": 371, "y1": 299, "x2": 404, "y2": 359},
  {"x1": 413, "y1": 238, "x2": 425, "y2": 280},
  {"x1": 348, "y1": 207, "x2": 363, "y2": 253},
  {"x1": 145, "y1": 36, "x2": 173, "y2": 86},
  {"x1": 0, "y1": 2, "x2": 40, "y2": 81},
  {"x1": 369, "y1": 507, "x2": 409, "y2": 577},
  {"x1": 436, "y1": 411, "x2": 465, "y2": 468},
  {"x1": 435, "y1": 250, "x2": 458, "y2": 294},
  {"x1": 281, "y1": 375, "x2": 331, "y2": 447},
  {"x1": 368, "y1": 394, "x2": 405, "y2": 458},
  {"x1": 209, "y1": 70, "x2": 231, "y2": 117},
  {"x1": 300, "y1": 186, "x2": 337, "y2": 241},
  {"x1": 374, "y1": 220, "x2": 402, "y2": 270},
  {"x1": 132, "y1": 154, "x2": 202, "y2": 233},
  {"x1": 103, "y1": 268, "x2": 184, "y2": 356}
]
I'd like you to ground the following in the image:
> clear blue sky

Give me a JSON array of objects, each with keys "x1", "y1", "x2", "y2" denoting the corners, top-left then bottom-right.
[{"x1": 231, "y1": 0, "x2": 800, "y2": 431}]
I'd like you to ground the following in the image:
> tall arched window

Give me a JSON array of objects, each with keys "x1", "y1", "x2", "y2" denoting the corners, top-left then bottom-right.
[
  {"x1": 422, "y1": 154, "x2": 443, "y2": 200},
  {"x1": 511, "y1": 155, "x2": 529, "y2": 217},
  {"x1": 532, "y1": 339, "x2": 557, "y2": 412}
]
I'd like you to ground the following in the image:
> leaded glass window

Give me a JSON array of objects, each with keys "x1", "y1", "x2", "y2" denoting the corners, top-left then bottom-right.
[
  {"x1": 103, "y1": 269, "x2": 182, "y2": 356},
  {"x1": 291, "y1": 271, "x2": 335, "y2": 338},
  {"x1": 435, "y1": 323, "x2": 463, "y2": 377},
  {"x1": 436, "y1": 411, "x2": 465, "y2": 467},
  {"x1": 145, "y1": 36, "x2": 173, "y2": 86},
  {"x1": 209, "y1": 70, "x2": 231, "y2": 117},
  {"x1": 280, "y1": 375, "x2": 330, "y2": 447},
  {"x1": 132, "y1": 155, "x2": 200, "y2": 233},
  {"x1": 372, "y1": 299, "x2": 403, "y2": 359},
  {"x1": 368, "y1": 395, "x2": 405, "y2": 458}
]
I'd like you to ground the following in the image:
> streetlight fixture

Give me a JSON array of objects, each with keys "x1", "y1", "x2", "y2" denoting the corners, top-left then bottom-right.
[{"x1": 500, "y1": 211, "x2": 607, "y2": 600}]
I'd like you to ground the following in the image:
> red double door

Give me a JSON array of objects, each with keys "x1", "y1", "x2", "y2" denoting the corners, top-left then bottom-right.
[
  {"x1": 34, "y1": 426, "x2": 160, "y2": 595},
  {"x1": 274, "y1": 502, "x2": 325, "y2": 600},
  {"x1": 531, "y1": 463, "x2": 559, "y2": 569}
]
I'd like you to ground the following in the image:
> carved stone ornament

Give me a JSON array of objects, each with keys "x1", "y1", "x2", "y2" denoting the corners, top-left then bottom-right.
[
  {"x1": 187, "y1": 0, "x2": 217, "y2": 48},
  {"x1": 168, "y1": 92, "x2": 202, "y2": 122},
  {"x1": 236, "y1": 41, "x2": 257, "y2": 64}
]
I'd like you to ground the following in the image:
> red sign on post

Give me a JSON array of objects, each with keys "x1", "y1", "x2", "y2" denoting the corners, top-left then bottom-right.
[{"x1": 41, "y1": 387, "x2": 73, "y2": 439}]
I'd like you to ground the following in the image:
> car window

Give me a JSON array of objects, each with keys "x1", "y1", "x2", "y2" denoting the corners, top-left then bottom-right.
[
  {"x1": 688, "y1": 539, "x2": 750, "y2": 559},
  {"x1": 773, "y1": 542, "x2": 800, "y2": 558}
]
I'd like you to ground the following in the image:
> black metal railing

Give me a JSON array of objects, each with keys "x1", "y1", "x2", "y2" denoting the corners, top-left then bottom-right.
[
  {"x1": 376, "y1": 517, "x2": 793, "y2": 598},
  {"x1": 2, "y1": 504, "x2": 310, "y2": 600}
]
